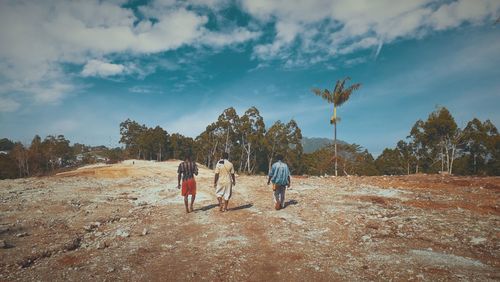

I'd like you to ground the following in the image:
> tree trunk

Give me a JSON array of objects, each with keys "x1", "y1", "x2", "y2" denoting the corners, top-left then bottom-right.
[
  {"x1": 159, "y1": 144, "x2": 162, "y2": 161},
  {"x1": 449, "y1": 145, "x2": 456, "y2": 174},
  {"x1": 441, "y1": 142, "x2": 444, "y2": 173},
  {"x1": 334, "y1": 122, "x2": 338, "y2": 177},
  {"x1": 246, "y1": 143, "x2": 251, "y2": 174}
]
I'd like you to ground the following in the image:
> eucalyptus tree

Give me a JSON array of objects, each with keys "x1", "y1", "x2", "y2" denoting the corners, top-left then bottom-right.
[
  {"x1": 239, "y1": 107, "x2": 265, "y2": 173},
  {"x1": 424, "y1": 107, "x2": 461, "y2": 174},
  {"x1": 265, "y1": 120, "x2": 288, "y2": 170},
  {"x1": 312, "y1": 77, "x2": 361, "y2": 176}
]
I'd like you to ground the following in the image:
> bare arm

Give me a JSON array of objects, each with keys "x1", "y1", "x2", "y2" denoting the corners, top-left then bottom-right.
[
  {"x1": 231, "y1": 174, "x2": 236, "y2": 186},
  {"x1": 214, "y1": 173, "x2": 219, "y2": 188},
  {"x1": 267, "y1": 175, "x2": 272, "y2": 185},
  {"x1": 177, "y1": 173, "x2": 181, "y2": 189},
  {"x1": 287, "y1": 175, "x2": 291, "y2": 187}
]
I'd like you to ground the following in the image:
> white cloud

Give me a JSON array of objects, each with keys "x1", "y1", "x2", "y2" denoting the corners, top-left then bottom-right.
[
  {"x1": 243, "y1": 0, "x2": 500, "y2": 65},
  {"x1": 81, "y1": 60, "x2": 126, "y2": 77},
  {"x1": 202, "y1": 27, "x2": 261, "y2": 47},
  {"x1": 0, "y1": 0, "x2": 258, "y2": 110},
  {"x1": 0, "y1": 97, "x2": 20, "y2": 112}
]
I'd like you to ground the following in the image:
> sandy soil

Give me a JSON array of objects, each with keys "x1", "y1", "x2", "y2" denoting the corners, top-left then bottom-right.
[{"x1": 0, "y1": 160, "x2": 499, "y2": 281}]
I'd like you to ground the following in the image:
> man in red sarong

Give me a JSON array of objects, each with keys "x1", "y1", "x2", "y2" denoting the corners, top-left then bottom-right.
[{"x1": 177, "y1": 154, "x2": 198, "y2": 213}]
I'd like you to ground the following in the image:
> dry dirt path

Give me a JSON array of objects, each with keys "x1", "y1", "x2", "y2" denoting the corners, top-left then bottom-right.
[{"x1": 0, "y1": 160, "x2": 499, "y2": 281}]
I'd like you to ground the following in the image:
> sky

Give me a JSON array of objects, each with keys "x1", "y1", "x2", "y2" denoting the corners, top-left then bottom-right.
[{"x1": 0, "y1": 0, "x2": 499, "y2": 156}]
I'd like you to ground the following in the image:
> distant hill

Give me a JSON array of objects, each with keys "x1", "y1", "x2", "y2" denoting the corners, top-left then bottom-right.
[{"x1": 301, "y1": 137, "x2": 348, "y2": 153}]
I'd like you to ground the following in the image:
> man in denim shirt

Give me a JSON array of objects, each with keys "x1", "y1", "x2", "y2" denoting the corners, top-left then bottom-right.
[{"x1": 267, "y1": 154, "x2": 291, "y2": 210}]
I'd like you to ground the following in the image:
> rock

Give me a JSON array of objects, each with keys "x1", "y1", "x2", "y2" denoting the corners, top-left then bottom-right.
[
  {"x1": 136, "y1": 201, "x2": 148, "y2": 206},
  {"x1": 115, "y1": 228, "x2": 130, "y2": 238},
  {"x1": 141, "y1": 228, "x2": 148, "y2": 236},
  {"x1": 64, "y1": 237, "x2": 82, "y2": 251},
  {"x1": 107, "y1": 267, "x2": 115, "y2": 273},
  {"x1": 0, "y1": 239, "x2": 8, "y2": 249},
  {"x1": 361, "y1": 235, "x2": 371, "y2": 242},
  {"x1": 470, "y1": 237, "x2": 487, "y2": 245},
  {"x1": 16, "y1": 232, "x2": 29, "y2": 237},
  {"x1": 96, "y1": 241, "x2": 109, "y2": 250}
]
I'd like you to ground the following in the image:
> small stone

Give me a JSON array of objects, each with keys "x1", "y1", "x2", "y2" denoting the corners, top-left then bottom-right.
[
  {"x1": 361, "y1": 235, "x2": 371, "y2": 242},
  {"x1": 107, "y1": 267, "x2": 115, "y2": 273},
  {"x1": 115, "y1": 228, "x2": 130, "y2": 238},
  {"x1": 96, "y1": 241, "x2": 108, "y2": 250},
  {"x1": 136, "y1": 201, "x2": 148, "y2": 206},
  {"x1": 0, "y1": 240, "x2": 7, "y2": 249},
  {"x1": 470, "y1": 237, "x2": 487, "y2": 245},
  {"x1": 141, "y1": 228, "x2": 148, "y2": 236},
  {"x1": 16, "y1": 232, "x2": 29, "y2": 238}
]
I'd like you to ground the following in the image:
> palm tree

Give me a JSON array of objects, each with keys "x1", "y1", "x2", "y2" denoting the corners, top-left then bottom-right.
[{"x1": 312, "y1": 77, "x2": 361, "y2": 176}]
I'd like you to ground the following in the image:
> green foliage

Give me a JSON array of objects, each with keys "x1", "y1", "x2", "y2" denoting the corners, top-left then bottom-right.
[
  {"x1": 378, "y1": 107, "x2": 499, "y2": 176},
  {"x1": 302, "y1": 144, "x2": 377, "y2": 176},
  {"x1": 0, "y1": 154, "x2": 17, "y2": 179},
  {"x1": 0, "y1": 138, "x2": 15, "y2": 151}
]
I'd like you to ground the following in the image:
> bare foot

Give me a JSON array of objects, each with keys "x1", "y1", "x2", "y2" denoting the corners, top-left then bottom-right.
[
  {"x1": 275, "y1": 201, "x2": 281, "y2": 210},
  {"x1": 190, "y1": 205, "x2": 194, "y2": 212}
]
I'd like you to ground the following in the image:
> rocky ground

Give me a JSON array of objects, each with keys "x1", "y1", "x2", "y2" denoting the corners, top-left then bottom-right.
[{"x1": 0, "y1": 160, "x2": 499, "y2": 281}]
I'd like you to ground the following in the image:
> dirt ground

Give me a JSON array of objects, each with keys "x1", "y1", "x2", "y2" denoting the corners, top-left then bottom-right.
[{"x1": 1, "y1": 160, "x2": 499, "y2": 281}]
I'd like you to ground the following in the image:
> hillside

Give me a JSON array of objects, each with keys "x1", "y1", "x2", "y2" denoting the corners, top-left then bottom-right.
[{"x1": 0, "y1": 160, "x2": 499, "y2": 281}]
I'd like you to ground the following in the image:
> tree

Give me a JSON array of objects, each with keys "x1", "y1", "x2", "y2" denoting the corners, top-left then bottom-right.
[
  {"x1": 11, "y1": 142, "x2": 29, "y2": 177},
  {"x1": 408, "y1": 120, "x2": 427, "y2": 173},
  {"x1": 285, "y1": 119, "x2": 303, "y2": 174},
  {"x1": 461, "y1": 118, "x2": 499, "y2": 175},
  {"x1": 375, "y1": 148, "x2": 405, "y2": 175},
  {"x1": 396, "y1": 140, "x2": 413, "y2": 175},
  {"x1": 28, "y1": 135, "x2": 43, "y2": 175},
  {"x1": 119, "y1": 119, "x2": 147, "y2": 159},
  {"x1": 238, "y1": 107, "x2": 265, "y2": 173},
  {"x1": 424, "y1": 107, "x2": 460, "y2": 174},
  {"x1": 0, "y1": 138, "x2": 15, "y2": 151},
  {"x1": 264, "y1": 120, "x2": 288, "y2": 170},
  {"x1": 312, "y1": 77, "x2": 361, "y2": 176}
]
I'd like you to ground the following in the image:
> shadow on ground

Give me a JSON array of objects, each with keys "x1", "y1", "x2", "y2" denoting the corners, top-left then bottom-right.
[{"x1": 229, "y1": 203, "x2": 253, "y2": 211}]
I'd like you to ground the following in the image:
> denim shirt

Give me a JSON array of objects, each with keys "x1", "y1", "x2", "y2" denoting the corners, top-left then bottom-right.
[{"x1": 269, "y1": 161, "x2": 290, "y2": 186}]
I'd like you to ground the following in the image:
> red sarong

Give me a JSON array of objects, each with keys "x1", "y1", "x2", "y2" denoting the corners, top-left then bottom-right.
[{"x1": 181, "y1": 178, "x2": 196, "y2": 196}]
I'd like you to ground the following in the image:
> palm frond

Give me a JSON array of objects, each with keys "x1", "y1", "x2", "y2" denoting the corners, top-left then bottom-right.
[
  {"x1": 311, "y1": 88, "x2": 334, "y2": 103},
  {"x1": 336, "y1": 83, "x2": 361, "y2": 107}
]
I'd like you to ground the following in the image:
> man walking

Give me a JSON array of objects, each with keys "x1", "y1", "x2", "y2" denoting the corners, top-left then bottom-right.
[
  {"x1": 214, "y1": 152, "x2": 235, "y2": 212},
  {"x1": 267, "y1": 154, "x2": 291, "y2": 210},
  {"x1": 177, "y1": 154, "x2": 198, "y2": 213}
]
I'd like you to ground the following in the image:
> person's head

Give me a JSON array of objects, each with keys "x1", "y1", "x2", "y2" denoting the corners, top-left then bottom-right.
[
  {"x1": 222, "y1": 152, "x2": 229, "y2": 159},
  {"x1": 184, "y1": 152, "x2": 192, "y2": 161},
  {"x1": 276, "y1": 154, "x2": 284, "y2": 162}
]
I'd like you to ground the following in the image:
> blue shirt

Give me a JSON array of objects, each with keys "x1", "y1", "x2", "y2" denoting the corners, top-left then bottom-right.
[{"x1": 269, "y1": 161, "x2": 290, "y2": 186}]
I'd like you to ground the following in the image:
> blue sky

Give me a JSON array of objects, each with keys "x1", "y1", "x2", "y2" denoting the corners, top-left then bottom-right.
[{"x1": 0, "y1": 0, "x2": 499, "y2": 156}]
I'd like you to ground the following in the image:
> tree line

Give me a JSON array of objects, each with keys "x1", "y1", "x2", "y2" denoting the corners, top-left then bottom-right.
[
  {"x1": 0, "y1": 106, "x2": 498, "y2": 179},
  {"x1": 375, "y1": 106, "x2": 499, "y2": 176},
  {"x1": 119, "y1": 107, "x2": 303, "y2": 174},
  {"x1": 0, "y1": 135, "x2": 124, "y2": 179}
]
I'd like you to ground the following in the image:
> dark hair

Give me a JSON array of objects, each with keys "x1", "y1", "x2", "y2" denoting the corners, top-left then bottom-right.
[
  {"x1": 222, "y1": 152, "x2": 229, "y2": 159},
  {"x1": 276, "y1": 154, "x2": 283, "y2": 161},
  {"x1": 184, "y1": 152, "x2": 192, "y2": 161}
]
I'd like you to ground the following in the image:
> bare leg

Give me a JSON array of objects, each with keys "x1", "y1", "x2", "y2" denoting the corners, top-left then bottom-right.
[
  {"x1": 281, "y1": 187, "x2": 286, "y2": 209},
  {"x1": 217, "y1": 197, "x2": 223, "y2": 211},
  {"x1": 273, "y1": 188, "x2": 281, "y2": 210},
  {"x1": 224, "y1": 200, "x2": 229, "y2": 211},
  {"x1": 190, "y1": 195, "x2": 196, "y2": 212},
  {"x1": 184, "y1": 196, "x2": 190, "y2": 213}
]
